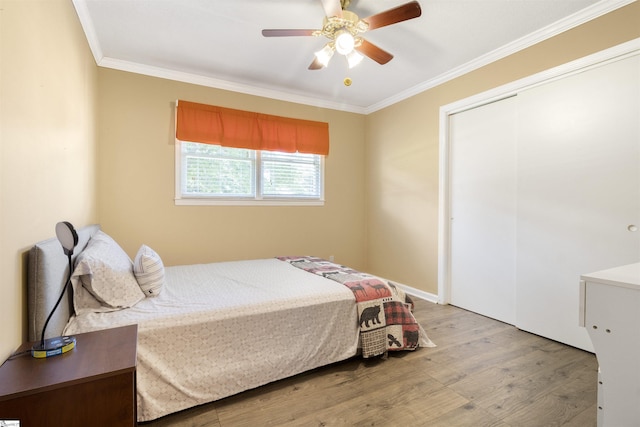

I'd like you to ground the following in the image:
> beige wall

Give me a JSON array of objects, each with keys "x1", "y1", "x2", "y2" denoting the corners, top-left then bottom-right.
[
  {"x1": 0, "y1": 0, "x2": 98, "y2": 359},
  {"x1": 96, "y1": 70, "x2": 367, "y2": 270},
  {"x1": 365, "y1": 2, "x2": 640, "y2": 294}
]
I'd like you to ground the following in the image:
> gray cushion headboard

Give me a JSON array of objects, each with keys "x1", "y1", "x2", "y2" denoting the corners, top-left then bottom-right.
[{"x1": 27, "y1": 224, "x2": 101, "y2": 341}]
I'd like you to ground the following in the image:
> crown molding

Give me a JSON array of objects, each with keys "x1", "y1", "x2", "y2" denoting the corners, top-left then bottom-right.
[
  {"x1": 73, "y1": 0, "x2": 635, "y2": 115},
  {"x1": 364, "y1": 0, "x2": 636, "y2": 114},
  {"x1": 97, "y1": 57, "x2": 368, "y2": 114},
  {"x1": 72, "y1": 0, "x2": 103, "y2": 65}
]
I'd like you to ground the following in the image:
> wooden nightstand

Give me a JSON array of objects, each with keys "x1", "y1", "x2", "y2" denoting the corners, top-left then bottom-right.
[{"x1": 0, "y1": 324, "x2": 137, "y2": 427}]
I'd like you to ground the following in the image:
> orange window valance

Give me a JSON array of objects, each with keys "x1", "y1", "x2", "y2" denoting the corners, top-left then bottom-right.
[{"x1": 176, "y1": 100, "x2": 329, "y2": 156}]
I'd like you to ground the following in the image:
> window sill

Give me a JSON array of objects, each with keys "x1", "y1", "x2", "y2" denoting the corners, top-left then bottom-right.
[{"x1": 175, "y1": 198, "x2": 325, "y2": 207}]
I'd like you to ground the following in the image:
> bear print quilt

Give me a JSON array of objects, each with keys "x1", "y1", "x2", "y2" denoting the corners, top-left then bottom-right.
[{"x1": 278, "y1": 256, "x2": 434, "y2": 358}]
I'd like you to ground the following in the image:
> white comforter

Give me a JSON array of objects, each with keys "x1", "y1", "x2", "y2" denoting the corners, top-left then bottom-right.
[{"x1": 64, "y1": 258, "x2": 359, "y2": 421}]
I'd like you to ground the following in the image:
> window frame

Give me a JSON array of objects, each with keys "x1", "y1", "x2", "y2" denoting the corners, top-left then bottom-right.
[{"x1": 174, "y1": 139, "x2": 325, "y2": 206}]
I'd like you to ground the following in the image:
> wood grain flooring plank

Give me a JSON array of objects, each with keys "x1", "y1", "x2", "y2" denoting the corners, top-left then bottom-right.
[
  {"x1": 500, "y1": 364, "x2": 597, "y2": 426},
  {"x1": 408, "y1": 326, "x2": 551, "y2": 387},
  {"x1": 279, "y1": 378, "x2": 470, "y2": 427},
  {"x1": 448, "y1": 345, "x2": 593, "y2": 401},
  {"x1": 472, "y1": 352, "x2": 597, "y2": 421},
  {"x1": 425, "y1": 401, "x2": 510, "y2": 427},
  {"x1": 139, "y1": 402, "x2": 221, "y2": 427},
  {"x1": 214, "y1": 361, "x2": 372, "y2": 426},
  {"x1": 561, "y1": 403, "x2": 598, "y2": 427}
]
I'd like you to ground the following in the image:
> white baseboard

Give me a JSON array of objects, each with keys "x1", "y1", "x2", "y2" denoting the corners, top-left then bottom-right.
[{"x1": 394, "y1": 282, "x2": 439, "y2": 304}]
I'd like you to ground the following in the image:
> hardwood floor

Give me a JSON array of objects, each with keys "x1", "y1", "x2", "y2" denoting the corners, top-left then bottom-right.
[{"x1": 139, "y1": 298, "x2": 598, "y2": 427}]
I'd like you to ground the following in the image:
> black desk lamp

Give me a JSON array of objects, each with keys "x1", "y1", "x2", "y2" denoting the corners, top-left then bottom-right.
[{"x1": 31, "y1": 221, "x2": 79, "y2": 358}]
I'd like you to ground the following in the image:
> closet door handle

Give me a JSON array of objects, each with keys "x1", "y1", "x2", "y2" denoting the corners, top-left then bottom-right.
[{"x1": 627, "y1": 225, "x2": 638, "y2": 232}]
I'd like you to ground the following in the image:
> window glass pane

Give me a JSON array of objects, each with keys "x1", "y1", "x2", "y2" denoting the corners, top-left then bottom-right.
[
  {"x1": 262, "y1": 151, "x2": 321, "y2": 197},
  {"x1": 182, "y1": 142, "x2": 254, "y2": 196}
]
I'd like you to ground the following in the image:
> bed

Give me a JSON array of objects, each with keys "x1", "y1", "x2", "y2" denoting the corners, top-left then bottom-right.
[{"x1": 28, "y1": 224, "x2": 433, "y2": 422}]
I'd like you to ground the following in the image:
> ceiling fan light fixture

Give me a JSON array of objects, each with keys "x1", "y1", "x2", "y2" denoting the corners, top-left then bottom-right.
[
  {"x1": 314, "y1": 43, "x2": 335, "y2": 67},
  {"x1": 262, "y1": 1, "x2": 423, "y2": 71},
  {"x1": 346, "y1": 50, "x2": 363, "y2": 68},
  {"x1": 334, "y1": 30, "x2": 355, "y2": 55}
]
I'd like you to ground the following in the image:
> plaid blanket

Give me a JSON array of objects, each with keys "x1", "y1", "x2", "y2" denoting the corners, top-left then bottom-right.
[{"x1": 278, "y1": 256, "x2": 433, "y2": 358}]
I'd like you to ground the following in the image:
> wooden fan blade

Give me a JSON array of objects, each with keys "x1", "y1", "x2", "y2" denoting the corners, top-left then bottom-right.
[
  {"x1": 362, "y1": 1, "x2": 422, "y2": 31},
  {"x1": 308, "y1": 57, "x2": 326, "y2": 70},
  {"x1": 262, "y1": 29, "x2": 317, "y2": 37},
  {"x1": 355, "y1": 39, "x2": 393, "y2": 65},
  {"x1": 320, "y1": 0, "x2": 342, "y2": 18}
]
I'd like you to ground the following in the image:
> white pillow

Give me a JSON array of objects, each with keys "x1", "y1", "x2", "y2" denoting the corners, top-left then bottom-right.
[
  {"x1": 71, "y1": 231, "x2": 145, "y2": 314},
  {"x1": 133, "y1": 245, "x2": 165, "y2": 297}
]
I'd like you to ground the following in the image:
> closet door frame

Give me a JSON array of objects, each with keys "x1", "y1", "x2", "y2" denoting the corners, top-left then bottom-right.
[{"x1": 438, "y1": 38, "x2": 640, "y2": 305}]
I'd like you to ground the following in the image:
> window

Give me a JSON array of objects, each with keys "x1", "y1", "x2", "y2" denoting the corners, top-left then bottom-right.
[{"x1": 175, "y1": 141, "x2": 324, "y2": 206}]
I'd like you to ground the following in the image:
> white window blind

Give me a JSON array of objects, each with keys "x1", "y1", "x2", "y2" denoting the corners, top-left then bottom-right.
[
  {"x1": 261, "y1": 151, "x2": 321, "y2": 198},
  {"x1": 176, "y1": 141, "x2": 324, "y2": 205}
]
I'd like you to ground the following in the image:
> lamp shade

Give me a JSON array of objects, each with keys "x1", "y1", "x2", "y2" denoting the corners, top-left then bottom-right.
[
  {"x1": 314, "y1": 44, "x2": 335, "y2": 67},
  {"x1": 347, "y1": 50, "x2": 363, "y2": 68},
  {"x1": 55, "y1": 221, "x2": 78, "y2": 256}
]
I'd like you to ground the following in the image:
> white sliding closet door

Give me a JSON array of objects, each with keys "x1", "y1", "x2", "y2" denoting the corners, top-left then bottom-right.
[
  {"x1": 515, "y1": 55, "x2": 640, "y2": 350},
  {"x1": 449, "y1": 96, "x2": 518, "y2": 325},
  {"x1": 448, "y1": 54, "x2": 640, "y2": 351}
]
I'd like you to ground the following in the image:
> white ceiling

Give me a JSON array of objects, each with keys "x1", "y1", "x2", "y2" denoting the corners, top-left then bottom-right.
[{"x1": 72, "y1": 0, "x2": 632, "y2": 114}]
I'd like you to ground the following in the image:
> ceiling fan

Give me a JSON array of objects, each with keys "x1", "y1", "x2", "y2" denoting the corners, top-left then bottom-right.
[{"x1": 262, "y1": 0, "x2": 422, "y2": 70}]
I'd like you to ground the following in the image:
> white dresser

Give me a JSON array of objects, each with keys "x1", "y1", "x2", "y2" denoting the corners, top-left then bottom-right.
[{"x1": 580, "y1": 262, "x2": 640, "y2": 427}]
